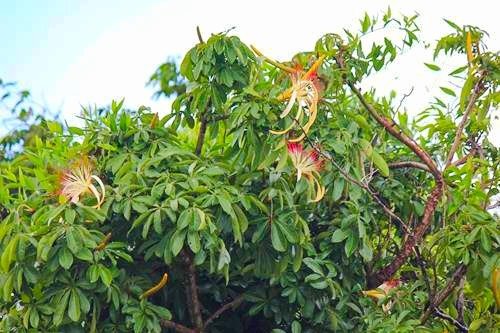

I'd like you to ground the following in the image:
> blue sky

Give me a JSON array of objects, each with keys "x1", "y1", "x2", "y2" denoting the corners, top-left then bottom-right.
[
  {"x1": 1, "y1": 0, "x2": 161, "y2": 104},
  {"x1": 1, "y1": 0, "x2": 498, "y2": 141}
]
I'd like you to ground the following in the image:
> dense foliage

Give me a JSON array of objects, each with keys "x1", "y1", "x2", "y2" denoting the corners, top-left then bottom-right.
[{"x1": 1, "y1": 11, "x2": 499, "y2": 332}]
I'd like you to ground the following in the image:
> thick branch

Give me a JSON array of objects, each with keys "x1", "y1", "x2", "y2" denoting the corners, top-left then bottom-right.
[
  {"x1": 347, "y1": 82, "x2": 441, "y2": 179},
  {"x1": 368, "y1": 180, "x2": 444, "y2": 287},
  {"x1": 180, "y1": 250, "x2": 204, "y2": 330},
  {"x1": 388, "y1": 161, "x2": 431, "y2": 174},
  {"x1": 195, "y1": 116, "x2": 208, "y2": 156},
  {"x1": 203, "y1": 295, "x2": 245, "y2": 330},
  {"x1": 338, "y1": 54, "x2": 447, "y2": 288},
  {"x1": 176, "y1": 112, "x2": 211, "y2": 331},
  {"x1": 420, "y1": 264, "x2": 467, "y2": 324},
  {"x1": 444, "y1": 73, "x2": 485, "y2": 168},
  {"x1": 161, "y1": 320, "x2": 197, "y2": 333}
]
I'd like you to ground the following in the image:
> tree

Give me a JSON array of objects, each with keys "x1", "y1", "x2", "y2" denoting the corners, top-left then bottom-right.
[{"x1": 1, "y1": 10, "x2": 499, "y2": 332}]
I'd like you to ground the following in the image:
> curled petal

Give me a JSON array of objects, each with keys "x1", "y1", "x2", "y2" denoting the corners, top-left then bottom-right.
[
  {"x1": 288, "y1": 100, "x2": 317, "y2": 143},
  {"x1": 91, "y1": 175, "x2": 106, "y2": 208},
  {"x1": 302, "y1": 55, "x2": 326, "y2": 80},
  {"x1": 280, "y1": 89, "x2": 297, "y2": 118},
  {"x1": 271, "y1": 105, "x2": 303, "y2": 135},
  {"x1": 309, "y1": 175, "x2": 325, "y2": 203}
]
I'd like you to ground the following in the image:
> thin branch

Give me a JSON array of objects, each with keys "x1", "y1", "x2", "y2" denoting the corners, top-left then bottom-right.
[
  {"x1": 370, "y1": 161, "x2": 432, "y2": 177},
  {"x1": 444, "y1": 72, "x2": 485, "y2": 168},
  {"x1": 395, "y1": 86, "x2": 414, "y2": 113},
  {"x1": 196, "y1": 26, "x2": 204, "y2": 43},
  {"x1": 297, "y1": 123, "x2": 411, "y2": 234},
  {"x1": 414, "y1": 246, "x2": 433, "y2": 301},
  {"x1": 456, "y1": 275, "x2": 466, "y2": 324},
  {"x1": 420, "y1": 264, "x2": 467, "y2": 324},
  {"x1": 434, "y1": 308, "x2": 468, "y2": 333},
  {"x1": 203, "y1": 295, "x2": 245, "y2": 330},
  {"x1": 161, "y1": 320, "x2": 196, "y2": 333}
]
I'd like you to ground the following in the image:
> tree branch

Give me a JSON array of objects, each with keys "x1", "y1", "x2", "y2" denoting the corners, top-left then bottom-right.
[
  {"x1": 434, "y1": 308, "x2": 468, "y2": 333},
  {"x1": 176, "y1": 110, "x2": 211, "y2": 331},
  {"x1": 336, "y1": 53, "x2": 447, "y2": 288},
  {"x1": 420, "y1": 264, "x2": 467, "y2": 324},
  {"x1": 388, "y1": 161, "x2": 431, "y2": 174},
  {"x1": 444, "y1": 73, "x2": 485, "y2": 168},
  {"x1": 298, "y1": 126, "x2": 411, "y2": 234},
  {"x1": 161, "y1": 320, "x2": 197, "y2": 333},
  {"x1": 203, "y1": 295, "x2": 245, "y2": 330},
  {"x1": 195, "y1": 115, "x2": 208, "y2": 156}
]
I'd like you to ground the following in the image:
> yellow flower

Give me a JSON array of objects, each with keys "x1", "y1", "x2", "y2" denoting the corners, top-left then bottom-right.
[
  {"x1": 59, "y1": 157, "x2": 105, "y2": 208},
  {"x1": 287, "y1": 142, "x2": 325, "y2": 202}
]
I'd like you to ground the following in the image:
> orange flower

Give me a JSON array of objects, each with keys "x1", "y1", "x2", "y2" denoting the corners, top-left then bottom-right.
[
  {"x1": 287, "y1": 142, "x2": 325, "y2": 202},
  {"x1": 59, "y1": 157, "x2": 105, "y2": 208},
  {"x1": 251, "y1": 45, "x2": 324, "y2": 143},
  {"x1": 362, "y1": 279, "x2": 400, "y2": 312}
]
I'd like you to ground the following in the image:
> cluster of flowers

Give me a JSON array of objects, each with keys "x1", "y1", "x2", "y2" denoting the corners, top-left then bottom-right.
[{"x1": 252, "y1": 46, "x2": 326, "y2": 202}]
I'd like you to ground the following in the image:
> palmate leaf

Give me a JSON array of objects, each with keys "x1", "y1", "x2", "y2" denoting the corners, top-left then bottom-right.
[{"x1": 0, "y1": 11, "x2": 498, "y2": 333}]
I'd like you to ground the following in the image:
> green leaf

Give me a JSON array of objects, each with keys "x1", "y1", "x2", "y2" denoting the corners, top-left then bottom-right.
[
  {"x1": 292, "y1": 246, "x2": 303, "y2": 272},
  {"x1": 66, "y1": 229, "x2": 82, "y2": 254},
  {"x1": 359, "y1": 241, "x2": 373, "y2": 262},
  {"x1": 1, "y1": 235, "x2": 19, "y2": 272},
  {"x1": 332, "y1": 177, "x2": 345, "y2": 201},
  {"x1": 171, "y1": 229, "x2": 186, "y2": 256},
  {"x1": 271, "y1": 222, "x2": 286, "y2": 252},
  {"x1": 371, "y1": 150, "x2": 390, "y2": 177},
  {"x1": 58, "y1": 247, "x2": 74, "y2": 269},
  {"x1": 440, "y1": 86, "x2": 456, "y2": 97},
  {"x1": 68, "y1": 290, "x2": 81, "y2": 322},
  {"x1": 53, "y1": 290, "x2": 70, "y2": 325},
  {"x1": 187, "y1": 231, "x2": 201, "y2": 253},
  {"x1": 217, "y1": 194, "x2": 235, "y2": 218},
  {"x1": 99, "y1": 266, "x2": 113, "y2": 287},
  {"x1": 303, "y1": 258, "x2": 324, "y2": 275},
  {"x1": 291, "y1": 320, "x2": 302, "y2": 333},
  {"x1": 177, "y1": 209, "x2": 193, "y2": 230},
  {"x1": 331, "y1": 229, "x2": 347, "y2": 243},
  {"x1": 424, "y1": 63, "x2": 441, "y2": 71},
  {"x1": 361, "y1": 13, "x2": 371, "y2": 33},
  {"x1": 46, "y1": 121, "x2": 63, "y2": 134}
]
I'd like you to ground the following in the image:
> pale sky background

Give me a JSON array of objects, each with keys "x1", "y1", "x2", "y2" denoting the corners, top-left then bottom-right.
[{"x1": 1, "y1": 0, "x2": 498, "y2": 142}]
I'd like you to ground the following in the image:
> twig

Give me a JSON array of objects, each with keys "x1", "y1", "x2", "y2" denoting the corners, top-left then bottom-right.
[
  {"x1": 203, "y1": 295, "x2": 245, "y2": 330},
  {"x1": 420, "y1": 264, "x2": 467, "y2": 324},
  {"x1": 414, "y1": 246, "x2": 433, "y2": 301},
  {"x1": 444, "y1": 72, "x2": 485, "y2": 168},
  {"x1": 296, "y1": 122, "x2": 411, "y2": 234},
  {"x1": 434, "y1": 308, "x2": 468, "y2": 332},
  {"x1": 196, "y1": 26, "x2": 204, "y2": 43},
  {"x1": 395, "y1": 87, "x2": 414, "y2": 113}
]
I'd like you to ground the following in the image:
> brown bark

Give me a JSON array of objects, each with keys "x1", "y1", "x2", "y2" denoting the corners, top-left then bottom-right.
[
  {"x1": 368, "y1": 179, "x2": 444, "y2": 287},
  {"x1": 203, "y1": 295, "x2": 245, "y2": 330}
]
